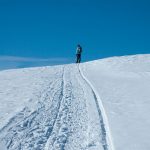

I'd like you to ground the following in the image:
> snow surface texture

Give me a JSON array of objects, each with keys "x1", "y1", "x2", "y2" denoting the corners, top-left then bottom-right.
[
  {"x1": 81, "y1": 54, "x2": 150, "y2": 150},
  {"x1": 0, "y1": 54, "x2": 150, "y2": 150},
  {"x1": 0, "y1": 64, "x2": 109, "y2": 150}
]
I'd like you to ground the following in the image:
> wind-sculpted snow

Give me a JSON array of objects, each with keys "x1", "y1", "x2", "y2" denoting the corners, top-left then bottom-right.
[{"x1": 0, "y1": 64, "x2": 109, "y2": 150}]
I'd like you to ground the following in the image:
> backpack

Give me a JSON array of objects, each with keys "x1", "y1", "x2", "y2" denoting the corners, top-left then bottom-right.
[{"x1": 77, "y1": 46, "x2": 82, "y2": 54}]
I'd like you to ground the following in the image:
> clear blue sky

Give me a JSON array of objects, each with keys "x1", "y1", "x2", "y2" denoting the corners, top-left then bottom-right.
[{"x1": 0, "y1": 0, "x2": 150, "y2": 62}]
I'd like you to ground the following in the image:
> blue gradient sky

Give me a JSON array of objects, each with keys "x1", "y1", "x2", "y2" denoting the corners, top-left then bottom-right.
[{"x1": 0, "y1": 0, "x2": 150, "y2": 62}]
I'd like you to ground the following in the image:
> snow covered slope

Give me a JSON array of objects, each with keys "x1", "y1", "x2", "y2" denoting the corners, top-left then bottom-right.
[
  {"x1": 0, "y1": 54, "x2": 150, "y2": 150},
  {"x1": 0, "y1": 65, "x2": 108, "y2": 150},
  {"x1": 81, "y1": 54, "x2": 150, "y2": 150}
]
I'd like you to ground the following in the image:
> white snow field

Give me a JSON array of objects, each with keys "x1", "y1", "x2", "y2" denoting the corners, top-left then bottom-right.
[{"x1": 0, "y1": 54, "x2": 150, "y2": 150}]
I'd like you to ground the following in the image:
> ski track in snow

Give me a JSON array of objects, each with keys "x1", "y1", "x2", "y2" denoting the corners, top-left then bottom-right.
[
  {"x1": 78, "y1": 65, "x2": 109, "y2": 150},
  {"x1": 0, "y1": 64, "x2": 111, "y2": 150}
]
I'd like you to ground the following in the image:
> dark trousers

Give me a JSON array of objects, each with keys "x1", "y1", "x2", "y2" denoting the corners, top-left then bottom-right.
[{"x1": 76, "y1": 54, "x2": 81, "y2": 63}]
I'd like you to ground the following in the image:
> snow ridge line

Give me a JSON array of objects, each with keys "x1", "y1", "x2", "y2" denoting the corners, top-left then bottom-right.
[{"x1": 78, "y1": 64, "x2": 115, "y2": 150}]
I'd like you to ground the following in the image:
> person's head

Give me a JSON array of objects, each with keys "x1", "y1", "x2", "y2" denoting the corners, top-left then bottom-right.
[{"x1": 77, "y1": 44, "x2": 80, "y2": 47}]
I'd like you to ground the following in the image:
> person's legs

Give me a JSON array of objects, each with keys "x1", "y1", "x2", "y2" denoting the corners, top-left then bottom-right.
[
  {"x1": 76, "y1": 54, "x2": 79, "y2": 63},
  {"x1": 76, "y1": 54, "x2": 81, "y2": 63},
  {"x1": 78, "y1": 54, "x2": 81, "y2": 63}
]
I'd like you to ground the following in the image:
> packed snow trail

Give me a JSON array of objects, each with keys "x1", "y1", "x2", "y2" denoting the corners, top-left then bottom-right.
[{"x1": 0, "y1": 64, "x2": 110, "y2": 150}]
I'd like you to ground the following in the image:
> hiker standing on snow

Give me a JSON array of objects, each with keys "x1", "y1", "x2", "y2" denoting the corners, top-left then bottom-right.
[{"x1": 76, "y1": 44, "x2": 82, "y2": 63}]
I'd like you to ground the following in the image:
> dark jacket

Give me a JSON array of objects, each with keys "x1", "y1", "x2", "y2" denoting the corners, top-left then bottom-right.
[{"x1": 76, "y1": 46, "x2": 82, "y2": 54}]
